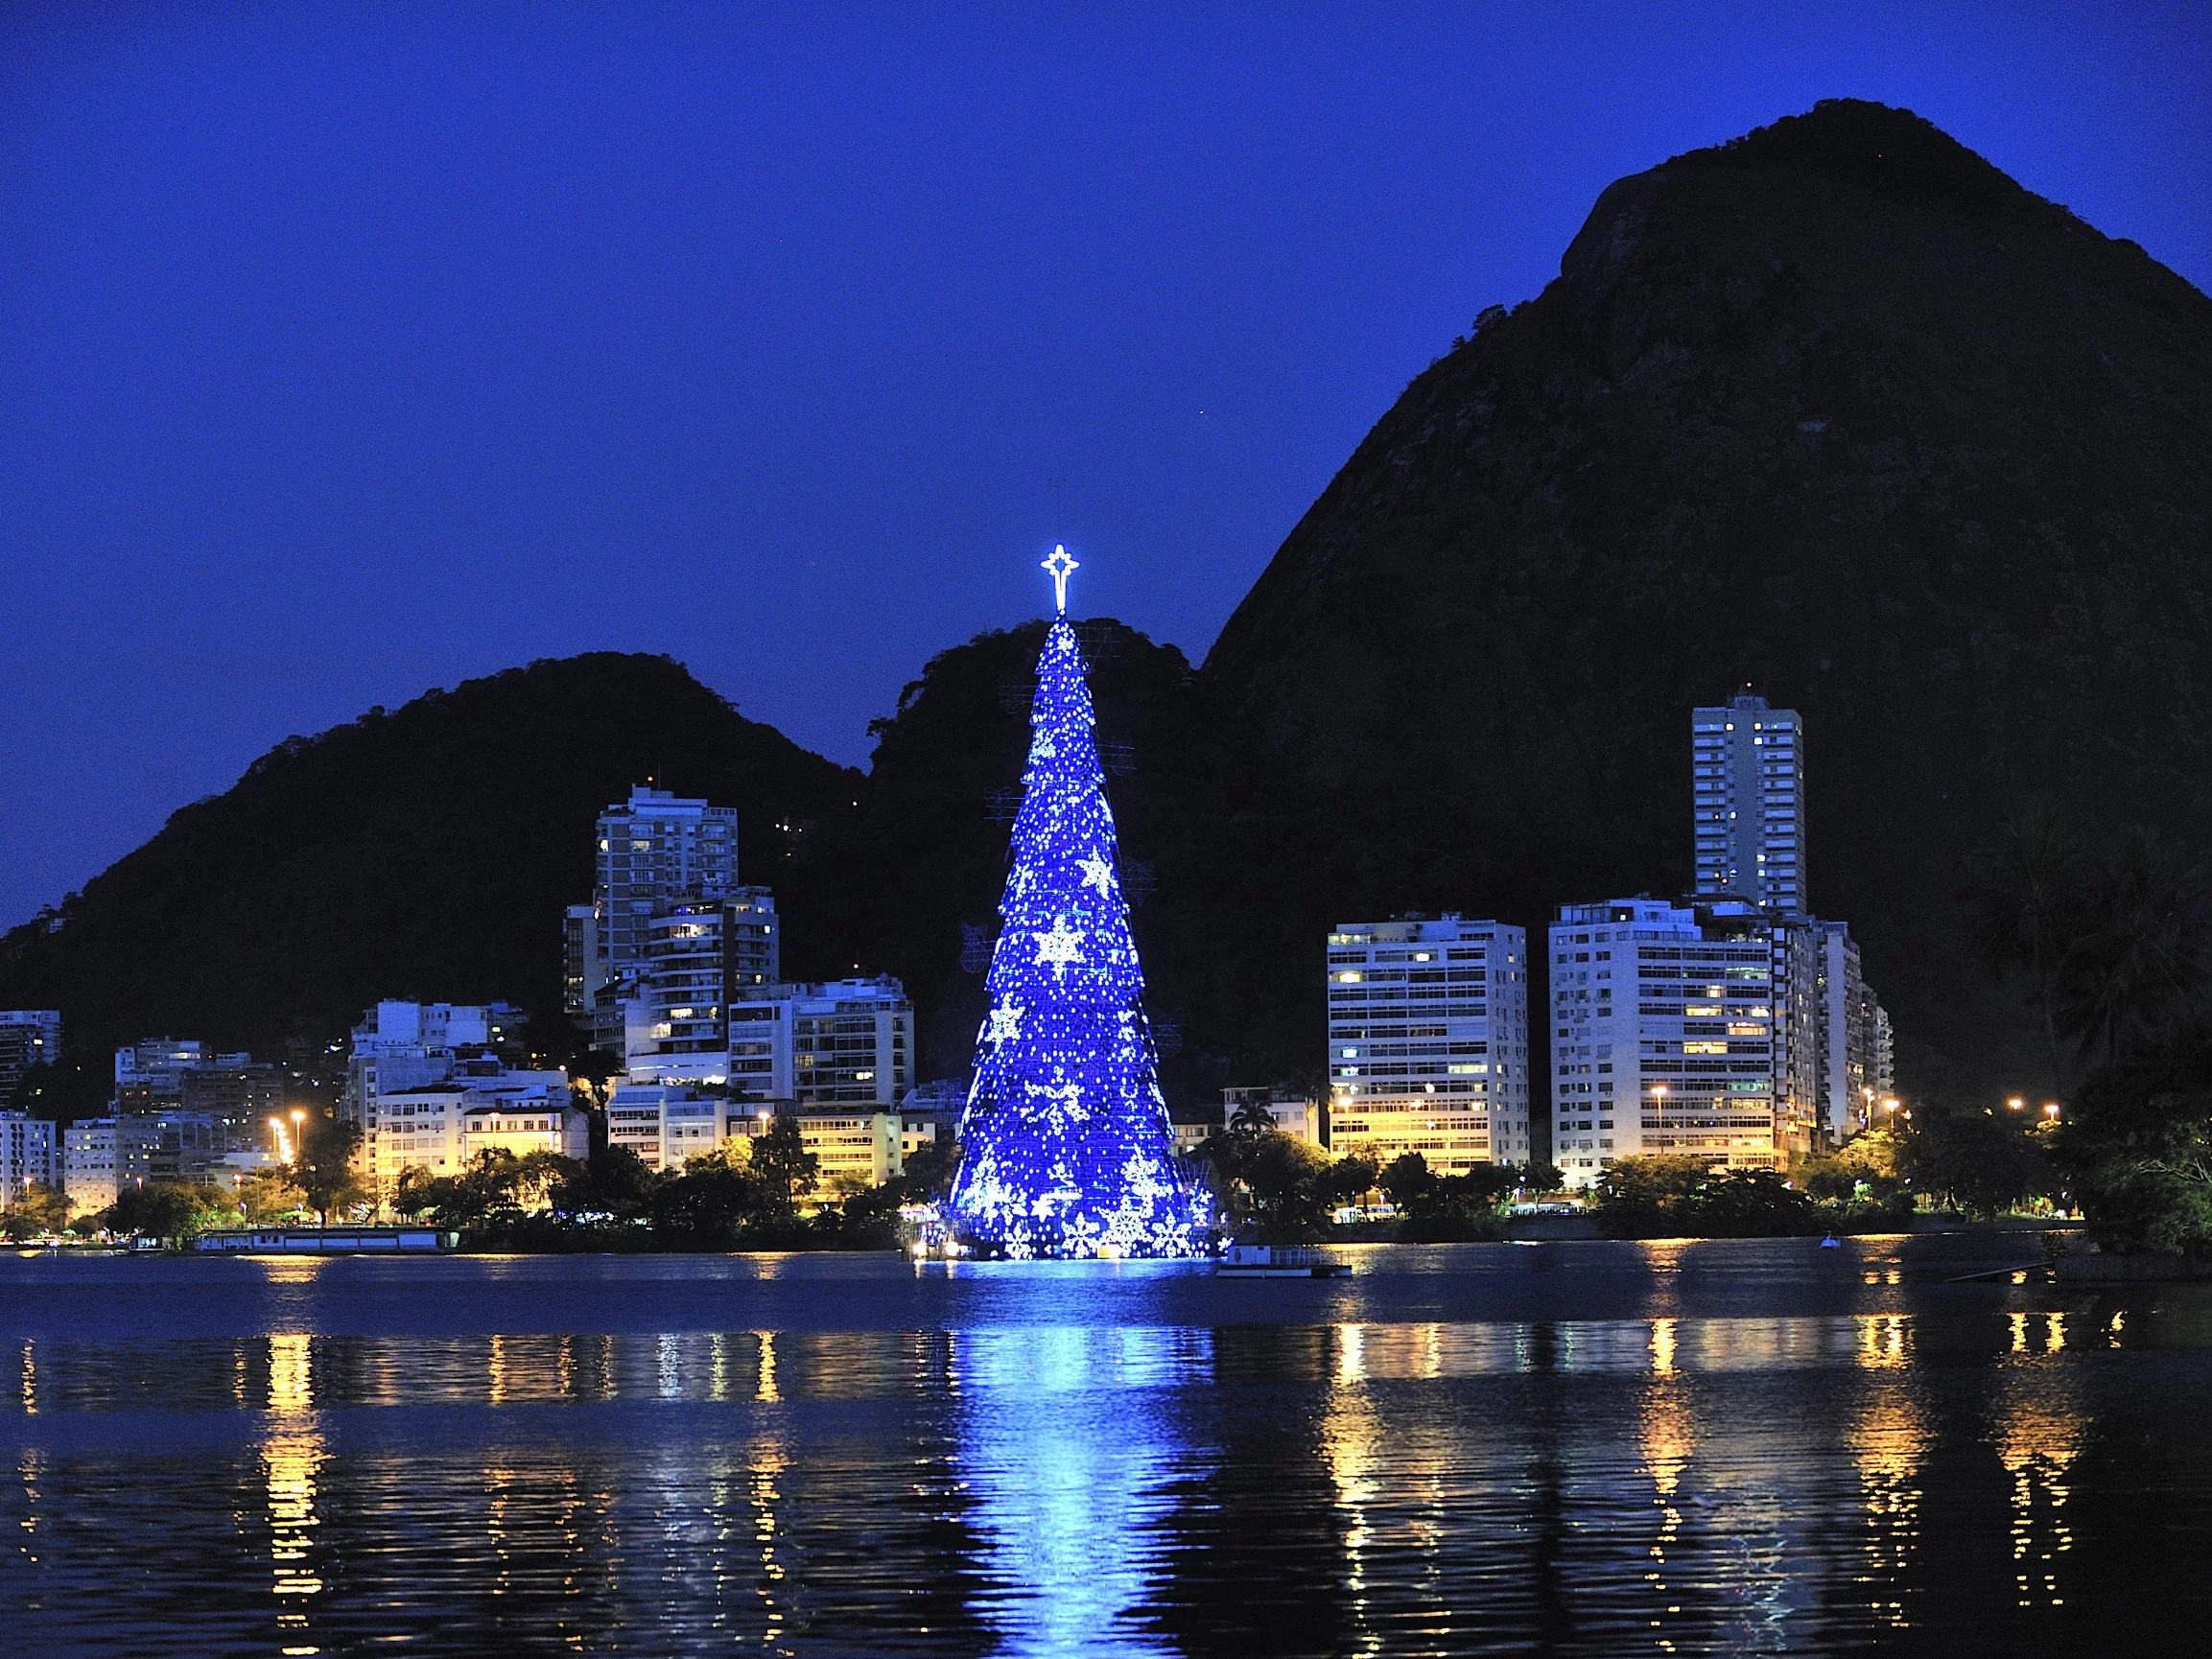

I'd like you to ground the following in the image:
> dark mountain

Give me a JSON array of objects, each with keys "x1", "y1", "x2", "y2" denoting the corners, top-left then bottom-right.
[
  {"x1": 0, "y1": 655, "x2": 863, "y2": 1062},
  {"x1": 1204, "y1": 99, "x2": 2212, "y2": 1099}
]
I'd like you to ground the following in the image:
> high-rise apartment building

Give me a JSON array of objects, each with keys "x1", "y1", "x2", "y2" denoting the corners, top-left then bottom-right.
[
  {"x1": 0, "y1": 1012, "x2": 61, "y2": 1108},
  {"x1": 1549, "y1": 898, "x2": 1801, "y2": 1184},
  {"x1": 1693, "y1": 693, "x2": 1806, "y2": 915},
  {"x1": 628, "y1": 975, "x2": 914, "y2": 1108},
  {"x1": 1324, "y1": 916, "x2": 1533, "y2": 1174},
  {"x1": 565, "y1": 785, "x2": 741, "y2": 1014},
  {"x1": 621, "y1": 894, "x2": 782, "y2": 1076}
]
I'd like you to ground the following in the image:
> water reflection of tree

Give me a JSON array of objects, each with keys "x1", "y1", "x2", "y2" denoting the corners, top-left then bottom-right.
[{"x1": 1129, "y1": 1325, "x2": 1354, "y2": 1659}]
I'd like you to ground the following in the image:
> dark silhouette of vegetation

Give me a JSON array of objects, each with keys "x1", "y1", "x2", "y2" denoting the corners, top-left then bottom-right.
[
  {"x1": 1593, "y1": 1157, "x2": 1821, "y2": 1239},
  {"x1": 1377, "y1": 1153, "x2": 1522, "y2": 1243},
  {"x1": 1, "y1": 1182, "x2": 72, "y2": 1239},
  {"x1": 1894, "y1": 1108, "x2": 2060, "y2": 1221},
  {"x1": 1965, "y1": 807, "x2": 2212, "y2": 1255},
  {"x1": 7, "y1": 1059, "x2": 109, "y2": 1123},
  {"x1": 293, "y1": 1115, "x2": 368, "y2": 1223},
  {"x1": 101, "y1": 1180, "x2": 227, "y2": 1244}
]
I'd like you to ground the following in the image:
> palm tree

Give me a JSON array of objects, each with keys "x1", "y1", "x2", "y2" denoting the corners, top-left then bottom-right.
[
  {"x1": 1228, "y1": 1094, "x2": 1279, "y2": 1136},
  {"x1": 2057, "y1": 827, "x2": 2212, "y2": 1065}
]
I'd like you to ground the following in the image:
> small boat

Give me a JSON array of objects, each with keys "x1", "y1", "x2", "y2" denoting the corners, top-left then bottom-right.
[{"x1": 1215, "y1": 1243, "x2": 1350, "y2": 1279}]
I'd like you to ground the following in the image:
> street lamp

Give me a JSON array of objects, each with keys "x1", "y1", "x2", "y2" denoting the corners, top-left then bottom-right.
[
  {"x1": 1652, "y1": 1084, "x2": 1666, "y2": 1144},
  {"x1": 289, "y1": 1109, "x2": 306, "y2": 1166},
  {"x1": 2043, "y1": 1102, "x2": 2060, "y2": 1122},
  {"x1": 2007, "y1": 1097, "x2": 2025, "y2": 1111}
]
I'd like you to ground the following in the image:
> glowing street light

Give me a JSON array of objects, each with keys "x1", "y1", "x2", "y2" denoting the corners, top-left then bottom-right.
[
  {"x1": 2044, "y1": 1102, "x2": 2061, "y2": 1121},
  {"x1": 2007, "y1": 1097, "x2": 2025, "y2": 1111}
]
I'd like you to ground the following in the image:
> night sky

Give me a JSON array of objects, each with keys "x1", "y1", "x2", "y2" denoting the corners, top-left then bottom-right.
[{"x1": 5, "y1": 2, "x2": 2208, "y2": 927}]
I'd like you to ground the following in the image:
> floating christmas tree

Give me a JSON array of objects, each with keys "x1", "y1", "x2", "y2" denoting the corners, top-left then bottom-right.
[{"x1": 948, "y1": 546, "x2": 1207, "y2": 1258}]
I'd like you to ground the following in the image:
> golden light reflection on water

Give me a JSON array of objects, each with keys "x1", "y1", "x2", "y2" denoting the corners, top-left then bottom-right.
[
  {"x1": 1995, "y1": 1382, "x2": 2083, "y2": 1609},
  {"x1": 1335, "y1": 1322, "x2": 1367, "y2": 1387},
  {"x1": 2007, "y1": 1312, "x2": 2068, "y2": 1355},
  {"x1": 1857, "y1": 1314, "x2": 1912, "y2": 1369},
  {"x1": 1638, "y1": 1334, "x2": 1695, "y2": 1649},
  {"x1": 18, "y1": 1339, "x2": 34, "y2": 1416},
  {"x1": 17, "y1": 1447, "x2": 42, "y2": 1567},
  {"x1": 264, "y1": 1333, "x2": 326, "y2": 1653},
  {"x1": 1323, "y1": 1323, "x2": 1384, "y2": 1659},
  {"x1": 1847, "y1": 1385, "x2": 1928, "y2": 1626},
  {"x1": 756, "y1": 1331, "x2": 781, "y2": 1402}
]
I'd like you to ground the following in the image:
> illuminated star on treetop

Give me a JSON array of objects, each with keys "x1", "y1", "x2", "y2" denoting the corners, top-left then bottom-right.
[{"x1": 1041, "y1": 544, "x2": 1080, "y2": 614}]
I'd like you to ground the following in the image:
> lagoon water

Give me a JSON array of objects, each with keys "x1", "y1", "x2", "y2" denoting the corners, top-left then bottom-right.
[{"x1": 4, "y1": 1235, "x2": 2208, "y2": 1657}]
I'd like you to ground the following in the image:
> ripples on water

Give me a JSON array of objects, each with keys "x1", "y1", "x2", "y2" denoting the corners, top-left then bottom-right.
[{"x1": 4, "y1": 1238, "x2": 2208, "y2": 1656}]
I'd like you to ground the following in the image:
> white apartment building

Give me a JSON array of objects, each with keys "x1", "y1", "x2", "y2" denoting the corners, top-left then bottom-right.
[
  {"x1": 1693, "y1": 693, "x2": 1806, "y2": 915},
  {"x1": 626, "y1": 976, "x2": 914, "y2": 1110},
  {"x1": 372, "y1": 1073, "x2": 577, "y2": 1202},
  {"x1": 0, "y1": 1011, "x2": 61, "y2": 1108},
  {"x1": 1550, "y1": 898, "x2": 1800, "y2": 1184},
  {"x1": 456, "y1": 1100, "x2": 589, "y2": 1168},
  {"x1": 1818, "y1": 921, "x2": 1866, "y2": 1141},
  {"x1": 63, "y1": 1117, "x2": 118, "y2": 1215},
  {"x1": 606, "y1": 1082, "x2": 746, "y2": 1174},
  {"x1": 0, "y1": 1112, "x2": 59, "y2": 1202},
  {"x1": 795, "y1": 1112, "x2": 904, "y2": 1188},
  {"x1": 1325, "y1": 916, "x2": 1533, "y2": 1175},
  {"x1": 342, "y1": 999, "x2": 524, "y2": 1134}
]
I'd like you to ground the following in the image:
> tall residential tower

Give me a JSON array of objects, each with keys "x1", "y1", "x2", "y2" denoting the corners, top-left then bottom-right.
[{"x1": 1693, "y1": 692, "x2": 1805, "y2": 915}]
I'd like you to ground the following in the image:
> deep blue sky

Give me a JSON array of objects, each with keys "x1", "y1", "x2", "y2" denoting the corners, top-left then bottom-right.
[{"x1": 5, "y1": 2, "x2": 2208, "y2": 926}]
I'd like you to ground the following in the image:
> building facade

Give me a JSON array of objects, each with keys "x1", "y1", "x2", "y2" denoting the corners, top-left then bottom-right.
[
  {"x1": 605, "y1": 1081, "x2": 743, "y2": 1174},
  {"x1": 625, "y1": 976, "x2": 914, "y2": 1109},
  {"x1": 623, "y1": 894, "x2": 783, "y2": 1081},
  {"x1": 342, "y1": 1001, "x2": 523, "y2": 1126},
  {"x1": 565, "y1": 785, "x2": 746, "y2": 1044},
  {"x1": 1325, "y1": 916, "x2": 1533, "y2": 1175},
  {"x1": 1550, "y1": 898, "x2": 1800, "y2": 1184},
  {"x1": 63, "y1": 1117, "x2": 118, "y2": 1214},
  {"x1": 1693, "y1": 693, "x2": 1806, "y2": 915},
  {"x1": 0, "y1": 1112, "x2": 59, "y2": 1202},
  {"x1": 0, "y1": 1011, "x2": 61, "y2": 1109},
  {"x1": 371, "y1": 1074, "x2": 578, "y2": 1202},
  {"x1": 795, "y1": 1112, "x2": 904, "y2": 1189}
]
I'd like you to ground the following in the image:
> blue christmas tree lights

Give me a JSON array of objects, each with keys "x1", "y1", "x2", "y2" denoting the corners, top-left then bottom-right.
[{"x1": 948, "y1": 548, "x2": 1208, "y2": 1258}]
